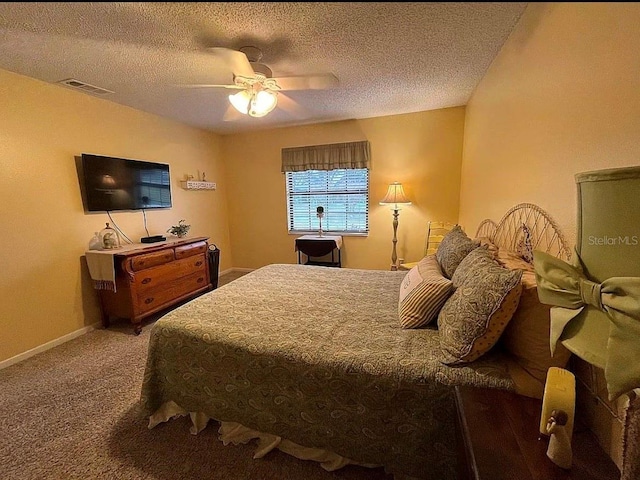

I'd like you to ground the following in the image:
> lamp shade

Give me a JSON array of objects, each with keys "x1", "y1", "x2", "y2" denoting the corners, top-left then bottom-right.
[
  {"x1": 379, "y1": 182, "x2": 411, "y2": 206},
  {"x1": 564, "y1": 167, "x2": 640, "y2": 364},
  {"x1": 101, "y1": 174, "x2": 116, "y2": 188},
  {"x1": 534, "y1": 165, "x2": 640, "y2": 400},
  {"x1": 229, "y1": 90, "x2": 251, "y2": 114},
  {"x1": 249, "y1": 90, "x2": 277, "y2": 117}
]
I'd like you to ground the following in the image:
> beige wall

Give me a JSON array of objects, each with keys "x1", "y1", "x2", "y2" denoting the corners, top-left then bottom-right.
[
  {"x1": 459, "y1": 2, "x2": 640, "y2": 467},
  {"x1": 0, "y1": 73, "x2": 465, "y2": 364},
  {"x1": 0, "y1": 69, "x2": 231, "y2": 363},
  {"x1": 222, "y1": 107, "x2": 465, "y2": 270},
  {"x1": 460, "y1": 3, "x2": 640, "y2": 246}
]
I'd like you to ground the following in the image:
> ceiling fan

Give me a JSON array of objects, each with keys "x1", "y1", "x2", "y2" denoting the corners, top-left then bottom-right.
[{"x1": 180, "y1": 46, "x2": 339, "y2": 119}]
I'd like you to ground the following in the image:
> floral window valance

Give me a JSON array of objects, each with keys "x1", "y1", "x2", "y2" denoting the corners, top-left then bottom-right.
[{"x1": 281, "y1": 140, "x2": 371, "y2": 172}]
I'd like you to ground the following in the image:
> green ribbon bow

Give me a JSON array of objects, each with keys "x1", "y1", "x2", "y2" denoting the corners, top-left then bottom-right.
[{"x1": 534, "y1": 249, "x2": 640, "y2": 400}]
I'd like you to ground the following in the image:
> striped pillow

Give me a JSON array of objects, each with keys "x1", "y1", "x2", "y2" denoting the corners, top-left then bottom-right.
[{"x1": 398, "y1": 255, "x2": 453, "y2": 329}]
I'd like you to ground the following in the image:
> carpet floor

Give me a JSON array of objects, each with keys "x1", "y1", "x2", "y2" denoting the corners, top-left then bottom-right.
[{"x1": 0, "y1": 272, "x2": 393, "y2": 480}]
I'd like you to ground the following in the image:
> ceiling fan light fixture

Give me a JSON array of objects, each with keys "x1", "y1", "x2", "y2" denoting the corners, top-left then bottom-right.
[
  {"x1": 250, "y1": 90, "x2": 278, "y2": 117},
  {"x1": 229, "y1": 90, "x2": 251, "y2": 115},
  {"x1": 177, "y1": 46, "x2": 339, "y2": 122},
  {"x1": 229, "y1": 87, "x2": 278, "y2": 118}
]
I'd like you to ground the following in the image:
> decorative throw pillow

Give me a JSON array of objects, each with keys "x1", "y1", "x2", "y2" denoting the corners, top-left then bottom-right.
[
  {"x1": 495, "y1": 248, "x2": 534, "y2": 272},
  {"x1": 435, "y1": 225, "x2": 479, "y2": 279},
  {"x1": 516, "y1": 223, "x2": 534, "y2": 263},
  {"x1": 398, "y1": 255, "x2": 453, "y2": 329},
  {"x1": 450, "y1": 246, "x2": 496, "y2": 288},
  {"x1": 437, "y1": 251, "x2": 523, "y2": 364}
]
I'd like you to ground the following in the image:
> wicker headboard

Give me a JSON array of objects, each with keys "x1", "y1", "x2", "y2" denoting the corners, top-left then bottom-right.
[
  {"x1": 476, "y1": 203, "x2": 633, "y2": 472},
  {"x1": 475, "y1": 203, "x2": 572, "y2": 261}
]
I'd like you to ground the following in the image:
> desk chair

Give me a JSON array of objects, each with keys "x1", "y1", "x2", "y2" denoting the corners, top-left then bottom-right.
[{"x1": 399, "y1": 221, "x2": 457, "y2": 271}]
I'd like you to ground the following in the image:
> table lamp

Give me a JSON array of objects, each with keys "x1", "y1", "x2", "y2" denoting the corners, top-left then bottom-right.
[{"x1": 379, "y1": 182, "x2": 412, "y2": 271}]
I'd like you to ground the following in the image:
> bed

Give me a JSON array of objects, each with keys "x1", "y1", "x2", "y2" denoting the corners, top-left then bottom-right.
[{"x1": 140, "y1": 204, "x2": 570, "y2": 479}]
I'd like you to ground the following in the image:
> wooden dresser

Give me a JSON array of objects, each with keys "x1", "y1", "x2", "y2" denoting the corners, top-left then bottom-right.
[{"x1": 98, "y1": 236, "x2": 212, "y2": 334}]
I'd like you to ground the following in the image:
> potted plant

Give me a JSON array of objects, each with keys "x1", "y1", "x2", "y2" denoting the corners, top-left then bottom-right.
[{"x1": 167, "y1": 219, "x2": 191, "y2": 238}]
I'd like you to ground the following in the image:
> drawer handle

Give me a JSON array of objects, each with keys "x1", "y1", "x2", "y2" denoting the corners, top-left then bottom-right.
[
  {"x1": 144, "y1": 297, "x2": 154, "y2": 304},
  {"x1": 197, "y1": 277, "x2": 204, "y2": 283},
  {"x1": 195, "y1": 261, "x2": 203, "y2": 267},
  {"x1": 141, "y1": 278, "x2": 152, "y2": 284}
]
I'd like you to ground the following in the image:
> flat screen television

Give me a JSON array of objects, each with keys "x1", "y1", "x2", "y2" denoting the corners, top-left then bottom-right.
[{"x1": 79, "y1": 153, "x2": 172, "y2": 212}]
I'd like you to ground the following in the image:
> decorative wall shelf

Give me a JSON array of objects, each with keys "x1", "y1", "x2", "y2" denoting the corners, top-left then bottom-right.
[{"x1": 180, "y1": 180, "x2": 216, "y2": 190}]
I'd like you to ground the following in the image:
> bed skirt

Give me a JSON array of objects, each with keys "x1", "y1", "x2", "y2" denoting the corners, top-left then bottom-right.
[{"x1": 148, "y1": 400, "x2": 423, "y2": 479}]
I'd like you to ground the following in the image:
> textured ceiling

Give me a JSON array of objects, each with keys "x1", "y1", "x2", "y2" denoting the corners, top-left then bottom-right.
[{"x1": 0, "y1": 2, "x2": 528, "y2": 135}]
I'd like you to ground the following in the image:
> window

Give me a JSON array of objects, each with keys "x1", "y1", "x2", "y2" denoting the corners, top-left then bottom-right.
[
  {"x1": 286, "y1": 168, "x2": 369, "y2": 234},
  {"x1": 281, "y1": 140, "x2": 371, "y2": 235}
]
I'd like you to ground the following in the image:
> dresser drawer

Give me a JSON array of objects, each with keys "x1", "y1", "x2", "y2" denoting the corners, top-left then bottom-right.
[
  {"x1": 136, "y1": 271, "x2": 209, "y2": 315},
  {"x1": 134, "y1": 254, "x2": 207, "y2": 292},
  {"x1": 175, "y1": 241, "x2": 207, "y2": 259},
  {"x1": 130, "y1": 249, "x2": 175, "y2": 271}
]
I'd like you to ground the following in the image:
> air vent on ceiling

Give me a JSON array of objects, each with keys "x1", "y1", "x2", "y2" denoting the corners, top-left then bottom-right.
[{"x1": 57, "y1": 78, "x2": 114, "y2": 96}]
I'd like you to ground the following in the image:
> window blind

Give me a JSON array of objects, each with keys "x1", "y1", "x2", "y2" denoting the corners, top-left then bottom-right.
[{"x1": 286, "y1": 168, "x2": 369, "y2": 234}]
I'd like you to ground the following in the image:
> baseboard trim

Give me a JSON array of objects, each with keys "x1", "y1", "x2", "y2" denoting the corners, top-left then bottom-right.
[
  {"x1": 1, "y1": 269, "x2": 255, "y2": 370},
  {"x1": 0, "y1": 322, "x2": 100, "y2": 370},
  {"x1": 219, "y1": 267, "x2": 254, "y2": 276}
]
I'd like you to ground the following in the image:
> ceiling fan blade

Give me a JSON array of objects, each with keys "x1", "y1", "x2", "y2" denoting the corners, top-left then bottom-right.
[
  {"x1": 277, "y1": 93, "x2": 306, "y2": 118},
  {"x1": 176, "y1": 84, "x2": 244, "y2": 89},
  {"x1": 273, "y1": 73, "x2": 339, "y2": 91},
  {"x1": 205, "y1": 47, "x2": 255, "y2": 78}
]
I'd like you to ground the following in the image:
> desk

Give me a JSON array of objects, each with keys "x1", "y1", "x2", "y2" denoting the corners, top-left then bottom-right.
[{"x1": 295, "y1": 235, "x2": 342, "y2": 267}]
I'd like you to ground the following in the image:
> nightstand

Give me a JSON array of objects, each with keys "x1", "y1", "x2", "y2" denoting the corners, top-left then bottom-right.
[{"x1": 454, "y1": 386, "x2": 620, "y2": 480}]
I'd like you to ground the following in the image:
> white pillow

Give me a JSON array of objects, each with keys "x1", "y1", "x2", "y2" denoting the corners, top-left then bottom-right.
[{"x1": 398, "y1": 255, "x2": 453, "y2": 329}]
